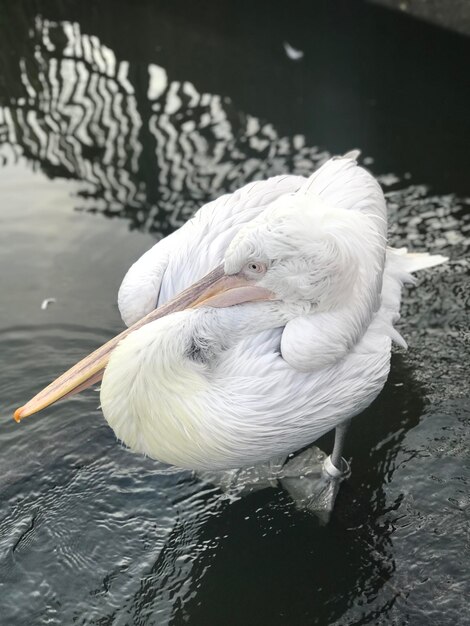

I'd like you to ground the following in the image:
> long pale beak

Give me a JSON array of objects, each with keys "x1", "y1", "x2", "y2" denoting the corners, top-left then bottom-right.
[{"x1": 13, "y1": 264, "x2": 273, "y2": 422}]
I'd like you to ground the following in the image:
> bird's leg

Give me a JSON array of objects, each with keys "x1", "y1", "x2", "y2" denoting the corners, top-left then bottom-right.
[
  {"x1": 280, "y1": 420, "x2": 352, "y2": 523},
  {"x1": 323, "y1": 419, "x2": 352, "y2": 479}
]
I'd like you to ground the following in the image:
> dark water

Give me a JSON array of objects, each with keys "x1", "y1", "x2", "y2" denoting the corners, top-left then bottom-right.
[{"x1": 0, "y1": 1, "x2": 469, "y2": 624}]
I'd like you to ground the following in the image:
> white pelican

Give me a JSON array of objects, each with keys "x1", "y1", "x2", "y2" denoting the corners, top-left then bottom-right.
[{"x1": 14, "y1": 152, "x2": 447, "y2": 513}]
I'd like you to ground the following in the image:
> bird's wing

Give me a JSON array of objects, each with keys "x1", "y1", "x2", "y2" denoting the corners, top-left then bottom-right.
[
  {"x1": 280, "y1": 152, "x2": 388, "y2": 372},
  {"x1": 118, "y1": 174, "x2": 306, "y2": 325}
]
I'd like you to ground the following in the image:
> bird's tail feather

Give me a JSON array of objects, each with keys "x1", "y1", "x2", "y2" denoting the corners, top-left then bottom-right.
[
  {"x1": 375, "y1": 247, "x2": 448, "y2": 350},
  {"x1": 389, "y1": 247, "x2": 448, "y2": 273}
]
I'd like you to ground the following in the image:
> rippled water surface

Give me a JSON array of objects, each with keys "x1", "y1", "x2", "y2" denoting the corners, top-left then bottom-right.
[{"x1": 0, "y1": 1, "x2": 469, "y2": 624}]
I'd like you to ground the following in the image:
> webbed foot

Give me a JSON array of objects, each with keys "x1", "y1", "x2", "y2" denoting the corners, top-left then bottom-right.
[{"x1": 280, "y1": 447, "x2": 350, "y2": 523}]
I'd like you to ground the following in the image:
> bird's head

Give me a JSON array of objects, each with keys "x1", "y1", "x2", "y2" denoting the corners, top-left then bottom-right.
[{"x1": 207, "y1": 193, "x2": 383, "y2": 319}]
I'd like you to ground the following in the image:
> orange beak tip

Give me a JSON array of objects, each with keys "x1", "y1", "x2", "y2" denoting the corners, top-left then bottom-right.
[{"x1": 13, "y1": 407, "x2": 24, "y2": 423}]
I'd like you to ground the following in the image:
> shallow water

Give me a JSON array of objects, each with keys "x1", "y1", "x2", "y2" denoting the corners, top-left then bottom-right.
[{"x1": 0, "y1": 1, "x2": 469, "y2": 624}]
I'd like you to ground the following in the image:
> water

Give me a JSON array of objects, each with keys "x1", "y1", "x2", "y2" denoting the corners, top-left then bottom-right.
[{"x1": 0, "y1": 1, "x2": 469, "y2": 624}]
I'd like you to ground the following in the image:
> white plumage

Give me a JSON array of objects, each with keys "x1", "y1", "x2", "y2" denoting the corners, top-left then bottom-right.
[{"x1": 99, "y1": 153, "x2": 446, "y2": 471}]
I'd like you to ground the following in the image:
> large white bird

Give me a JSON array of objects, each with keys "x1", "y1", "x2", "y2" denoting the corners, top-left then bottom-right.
[{"x1": 15, "y1": 152, "x2": 446, "y2": 512}]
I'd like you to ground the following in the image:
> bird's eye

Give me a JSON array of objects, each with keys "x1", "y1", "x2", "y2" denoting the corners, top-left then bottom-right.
[{"x1": 245, "y1": 261, "x2": 267, "y2": 275}]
